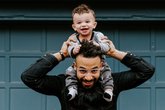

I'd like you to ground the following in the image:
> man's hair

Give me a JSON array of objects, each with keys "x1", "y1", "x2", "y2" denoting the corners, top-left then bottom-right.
[
  {"x1": 76, "y1": 40, "x2": 103, "y2": 59},
  {"x1": 72, "y1": 4, "x2": 96, "y2": 19}
]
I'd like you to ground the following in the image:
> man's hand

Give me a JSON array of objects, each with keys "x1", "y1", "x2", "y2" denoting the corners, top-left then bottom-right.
[
  {"x1": 100, "y1": 35, "x2": 108, "y2": 40},
  {"x1": 103, "y1": 39, "x2": 127, "y2": 60},
  {"x1": 60, "y1": 41, "x2": 70, "y2": 58},
  {"x1": 59, "y1": 34, "x2": 77, "y2": 57},
  {"x1": 102, "y1": 39, "x2": 116, "y2": 56},
  {"x1": 67, "y1": 33, "x2": 77, "y2": 43}
]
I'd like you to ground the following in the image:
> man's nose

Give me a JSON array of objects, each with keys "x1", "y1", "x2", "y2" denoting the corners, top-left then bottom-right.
[{"x1": 84, "y1": 73, "x2": 93, "y2": 81}]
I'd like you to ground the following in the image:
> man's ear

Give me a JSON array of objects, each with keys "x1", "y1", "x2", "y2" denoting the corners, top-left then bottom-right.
[
  {"x1": 73, "y1": 62, "x2": 77, "y2": 70},
  {"x1": 100, "y1": 61, "x2": 104, "y2": 68},
  {"x1": 72, "y1": 24, "x2": 77, "y2": 31}
]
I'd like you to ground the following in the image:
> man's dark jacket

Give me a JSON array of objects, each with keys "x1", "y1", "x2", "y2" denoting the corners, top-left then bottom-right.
[{"x1": 21, "y1": 53, "x2": 155, "y2": 110}]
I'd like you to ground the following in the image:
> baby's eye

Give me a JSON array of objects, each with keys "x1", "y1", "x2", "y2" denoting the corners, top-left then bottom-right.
[
  {"x1": 86, "y1": 21, "x2": 90, "y2": 23},
  {"x1": 77, "y1": 22, "x2": 81, "y2": 24}
]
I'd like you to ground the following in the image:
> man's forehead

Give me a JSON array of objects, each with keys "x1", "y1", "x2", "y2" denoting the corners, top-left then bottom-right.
[
  {"x1": 75, "y1": 55, "x2": 102, "y2": 67},
  {"x1": 75, "y1": 54, "x2": 101, "y2": 61}
]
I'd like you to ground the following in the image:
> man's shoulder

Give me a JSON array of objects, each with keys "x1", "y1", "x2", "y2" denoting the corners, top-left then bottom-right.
[{"x1": 57, "y1": 74, "x2": 66, "y2": 79}]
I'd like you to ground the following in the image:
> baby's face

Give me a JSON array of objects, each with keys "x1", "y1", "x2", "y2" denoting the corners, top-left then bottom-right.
[{"x1": 72, "y1": 12, "x2": 97, "y2": 37}]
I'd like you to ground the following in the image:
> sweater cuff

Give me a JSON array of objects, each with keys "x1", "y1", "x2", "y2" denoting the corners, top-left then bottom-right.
[
  {"x1": 43, "y1": 53, "x2": 59, "y2": 66},
  {"x1": 121, "y1": 52, "x2": 136, "y2": 67}
]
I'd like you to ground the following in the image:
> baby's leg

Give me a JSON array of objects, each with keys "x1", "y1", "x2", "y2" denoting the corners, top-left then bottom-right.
[{"x1": 66, "y1": 66, "x2": 78, "y2": 100}]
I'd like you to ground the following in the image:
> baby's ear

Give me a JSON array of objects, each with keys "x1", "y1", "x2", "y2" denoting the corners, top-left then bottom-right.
[
  {"x1": 93, "y1": 21, "x2": 97, "y2": 29},
  {"x1": 72, "y1": 24, "x2": 77, "y2": 31}
]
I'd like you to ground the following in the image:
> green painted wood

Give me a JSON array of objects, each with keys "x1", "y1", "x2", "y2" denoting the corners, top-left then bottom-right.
[{"x1": 0, "y1": 2, "x2": 164, "y2": 109}]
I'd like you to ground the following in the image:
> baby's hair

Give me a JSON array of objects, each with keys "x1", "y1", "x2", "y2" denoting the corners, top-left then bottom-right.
[{"x1": 72, "y1": 4, "x2": 96, "y2": 19}]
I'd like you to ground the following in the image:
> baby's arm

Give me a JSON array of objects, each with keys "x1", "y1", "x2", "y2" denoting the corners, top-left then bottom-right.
[
  {"x1": 72, "y1": 44, "x2": 81, "y2": 55},
  {"x1": 95, "y1": 32, "x2": 111, "y2": 53}
]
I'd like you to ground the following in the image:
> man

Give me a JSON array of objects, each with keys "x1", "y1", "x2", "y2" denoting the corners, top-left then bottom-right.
[{"x1": 21, "y1": 39, "x2": 155, "y2": 110}]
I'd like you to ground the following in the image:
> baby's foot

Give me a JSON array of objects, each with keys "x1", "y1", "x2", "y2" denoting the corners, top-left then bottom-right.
[
  {"x1": 103, "y1": 89, "x2": 113, "y2": 102},
  {"x1": 67, "y1": 87, "x2": 77, "y2": 101}
]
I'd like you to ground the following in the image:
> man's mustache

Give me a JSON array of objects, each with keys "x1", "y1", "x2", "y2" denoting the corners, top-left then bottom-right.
[{"x1": 80, "y1": 78, "x2": 97, "y2": 83}]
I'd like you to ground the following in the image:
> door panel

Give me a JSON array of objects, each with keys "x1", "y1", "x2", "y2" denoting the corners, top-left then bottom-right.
[{"x1": 0, "y1": 22, "x2": 164, "y2": 110}]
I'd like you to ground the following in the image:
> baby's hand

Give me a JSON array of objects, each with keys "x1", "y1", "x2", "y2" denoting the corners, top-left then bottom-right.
[
  {"x1": 93, "y1": 41, "x2": 100, "y2": 47},
  {"x1": 73, "y1": 44, "x2": 81, "y2": 55}
]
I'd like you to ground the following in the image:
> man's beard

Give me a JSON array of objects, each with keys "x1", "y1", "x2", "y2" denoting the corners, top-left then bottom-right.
[
  {"x1": 79, "y1": 77, "x2": 97, "y2": 89},
  {"x1": 66, "y1": 81, "x2": 113, "y2": 110},
  {"x1": 77, "y1": 84, "x2": 103, "y2": 105},
  {"x1": 70, "y1": 81, "x2": 109, "y2": 110},
  {"x1": 77, "y1": 78, "x2": 103, "y2": 104}
]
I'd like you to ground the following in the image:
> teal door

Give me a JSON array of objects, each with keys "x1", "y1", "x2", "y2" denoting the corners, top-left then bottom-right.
[
  {"x1": 0, "y1": 21, "x2": 164, "y2": 110},
  {"x1": 1, "y1": 1, "x2": 165, "y2": 109}
]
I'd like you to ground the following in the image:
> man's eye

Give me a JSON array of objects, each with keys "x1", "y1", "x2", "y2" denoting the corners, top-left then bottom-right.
[
  {"x1": 91, "y1": 70, "x2": 98, "y2": 74},
  {"x1": 79, "y1": 70, "x2": 87, "y2": 74}
]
